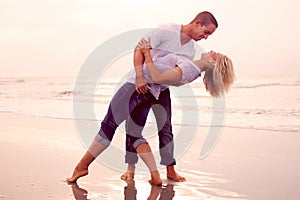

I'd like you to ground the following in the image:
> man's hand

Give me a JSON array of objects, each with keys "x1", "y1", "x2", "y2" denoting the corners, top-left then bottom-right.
[
  {"x1": 135, "y1": 75, "x2": 149, "y2": 94},
  {"x1": 134, "y1": 38, "x2": 152, "y2": 94}
]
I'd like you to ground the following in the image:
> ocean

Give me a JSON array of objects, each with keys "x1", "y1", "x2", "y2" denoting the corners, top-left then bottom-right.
[{"x1": 0, "y1": 76, "x2": 299, "y2": 134}]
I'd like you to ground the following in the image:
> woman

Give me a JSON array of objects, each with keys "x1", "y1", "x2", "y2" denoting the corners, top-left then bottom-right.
[
  {"x1": 66, "y1": 39, "x2": 235, "y2": 185},
  {"x1": 136, "y1": 38, "x2": 235, "y2": 97}
]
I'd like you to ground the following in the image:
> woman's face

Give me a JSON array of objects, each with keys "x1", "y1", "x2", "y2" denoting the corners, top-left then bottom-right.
[{"x1": 208, "y1": 51, "x2": 223, "y2": 61}]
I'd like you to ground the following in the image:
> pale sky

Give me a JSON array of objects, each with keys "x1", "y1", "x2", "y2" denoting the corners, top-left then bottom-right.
[{"x1": 0, "y1": 0, "x2": 299, "y2": 78}]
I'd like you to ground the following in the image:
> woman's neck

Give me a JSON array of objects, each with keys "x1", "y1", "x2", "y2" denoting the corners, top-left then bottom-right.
[{"x1": 193, "y1": 59, "x2": 208, "y2": 72}]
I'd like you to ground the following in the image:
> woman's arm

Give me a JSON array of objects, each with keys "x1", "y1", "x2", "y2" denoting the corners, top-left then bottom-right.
[
  {"x1": 138, "y1": 39, "x2": 183, "y2": 85},
  {"x1": 144, "y1": 52, "x2": 182, "y2": 85}
]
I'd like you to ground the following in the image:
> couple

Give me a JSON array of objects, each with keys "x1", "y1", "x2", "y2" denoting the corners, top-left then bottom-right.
[{"x1": 67, "y1": 11, "x2": 235, "y2": 186}]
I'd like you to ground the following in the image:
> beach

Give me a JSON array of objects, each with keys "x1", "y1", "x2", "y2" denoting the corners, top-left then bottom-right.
[
  {"x1": 1, "y1": 0, "x2": 300, "y2": 199},
  {"x1": 1, "y1": 111, "x2": 300, "y2": 200}
]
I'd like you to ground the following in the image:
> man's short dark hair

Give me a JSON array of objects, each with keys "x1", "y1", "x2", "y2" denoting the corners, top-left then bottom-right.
[{"x1": 191, "y1": 11, "x2": 218, "y2": 28}]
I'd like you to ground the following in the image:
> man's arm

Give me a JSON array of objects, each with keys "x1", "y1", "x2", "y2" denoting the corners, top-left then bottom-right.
[
  {"x1": 133, "y1": 25, "x2": 166, "y2": 94},
  {"x1": 134, "y1": 46, "x2": 149, "y2": 94}
]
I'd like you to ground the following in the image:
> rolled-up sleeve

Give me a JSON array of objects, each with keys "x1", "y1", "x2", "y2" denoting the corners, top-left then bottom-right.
[{"x1": 177, "y1": 58, "x2": 201, "y2": 84}]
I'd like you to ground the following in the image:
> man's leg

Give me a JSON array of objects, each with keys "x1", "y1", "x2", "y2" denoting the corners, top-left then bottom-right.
[
  {"x1": 121, "y1": 134, "x2": 137, "y2": 180},
  {"x1": 153, "y1": 88, "x2": 186, "y2": 182},
  {"x1": 121, "y1": 133, "x2": 137, "y2": 180}
]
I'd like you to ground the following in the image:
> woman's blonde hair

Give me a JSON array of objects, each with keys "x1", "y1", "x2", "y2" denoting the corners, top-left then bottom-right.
[{"x1": 203, "y1": 55, "x2": 235, "y2": 97}]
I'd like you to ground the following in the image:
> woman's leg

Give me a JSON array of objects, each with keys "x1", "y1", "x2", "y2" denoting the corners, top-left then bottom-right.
[
  {"x1": 124, "y1": 93, "x2": 162, "y2": 185},
  {"x1": 136, "y1": 143, "x2": 162, "y2": 186},
  {"x1": 66, "y1": 139, "x2": 107, "y2": 183},
  {"x1": 122, "y1": 92, "x2": 156, "y2": 180},
  {"x1": 67, "y1": 83, "x2": 137, "y2": 183}
]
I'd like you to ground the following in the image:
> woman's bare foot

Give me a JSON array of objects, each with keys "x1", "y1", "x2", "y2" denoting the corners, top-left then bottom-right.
[
  {"x1": 121, "y1": 171, "x2": 135, "y2": 180},
  {"x1": 66, "y1": 167, "x2": 89, "y2": 183},
  {"x1": 121, "y1": 164, "x2": 135, "y2": 180},
  {"x1": 148, "y1": 170, "x2": 162, "y2": 186},
  {"x1": 167, "y1": 165, "x2": 186, "y2": 182}
]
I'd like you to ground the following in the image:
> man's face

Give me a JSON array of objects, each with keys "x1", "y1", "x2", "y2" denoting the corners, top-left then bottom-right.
[{"x1": 191, "y1": 21, "x2": 216, "y2": 41}]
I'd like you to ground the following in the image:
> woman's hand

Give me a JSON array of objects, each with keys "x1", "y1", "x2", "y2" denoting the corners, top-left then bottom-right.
[
  {"x1": 135, "y1": 75, "x2": 149, "y2": 94},
  {"x1": 135, "y1": 38, "x2": 151, "y2": 55}
]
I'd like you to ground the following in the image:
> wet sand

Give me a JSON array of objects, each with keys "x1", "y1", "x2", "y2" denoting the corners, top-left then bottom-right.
[{"x1": 0, "y1": 112, "x2": 299, "y2": 199}]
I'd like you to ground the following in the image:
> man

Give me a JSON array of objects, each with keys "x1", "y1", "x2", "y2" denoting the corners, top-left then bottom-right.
[{"x1": 121, "y1": 11, "x2": 218, "y2": 182}]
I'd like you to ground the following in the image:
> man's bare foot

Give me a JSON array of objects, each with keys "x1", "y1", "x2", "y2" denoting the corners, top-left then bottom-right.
[
  {"x1": 121, "y1": 171, "x2": 135, "y2": 180},
  {"x1": 66, "y1": 167, "x2": 89, "y2": 183},
  {"x1": 167, "y1": 172, "x2": 186, "y2": 182},
  {"x1": 148, "y1": 170, "x2": 162, "y2": 186},
  {"x1": 167, "y1": 165, "x2": 186, "y2": 182}
]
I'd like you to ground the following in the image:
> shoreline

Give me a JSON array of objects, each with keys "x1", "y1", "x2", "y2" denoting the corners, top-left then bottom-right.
[{"x1": 1, "y1": 110, "x2": 298, "y2": 134}]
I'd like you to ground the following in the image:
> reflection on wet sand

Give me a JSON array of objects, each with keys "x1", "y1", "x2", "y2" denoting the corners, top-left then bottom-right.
[
  {"x1": 69, "y1": 183, "x2": 88, "y2": 200},
  {"x1": 177, "y1": 169, "x2": 246, "y2": 199},
  {"x1": 124, "y1": 180, "x2": 175, "y2": 200},
  {"x1": 68, "y1": 171, "x2": 245, "y2": 200},
  {"x1": 70, "y1": 180, "x2": 175, "y2": 200},
  {"x1": 124, "y1": 180, "x2": 137, "y2": 200}
]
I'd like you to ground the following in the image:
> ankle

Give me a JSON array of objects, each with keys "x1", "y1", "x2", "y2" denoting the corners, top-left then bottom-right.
[
  {"x1": 151, "y1": 170, "x2": 160, "y2": 177},
  {"x1": 167, "y1": 165, "x2": 175, "y2": 173},
  {"x1": 75, "y1": 165, "x2": 88, "y2": 171},
  {"x1": 127, "y1": 164, "x2": 136, "y2": 172}
]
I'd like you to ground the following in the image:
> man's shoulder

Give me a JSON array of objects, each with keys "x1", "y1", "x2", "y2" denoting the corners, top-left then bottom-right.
[{"x1": 156, "y1": 23, "x2": 180, "y2": 31}]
